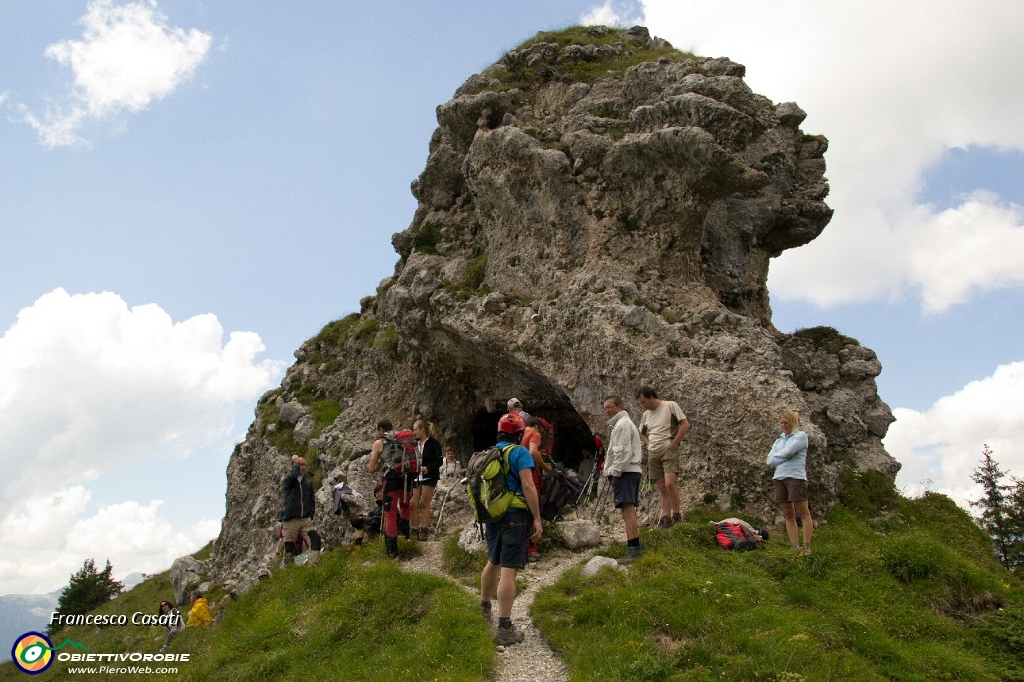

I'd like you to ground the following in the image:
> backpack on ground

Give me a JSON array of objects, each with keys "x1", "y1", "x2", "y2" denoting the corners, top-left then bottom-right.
[
  {"x1": 540, "y1": 467, "x2": 582, "y2": 521},
  {"x1": 380, "y1": 429, "x2": 418, "y2": 475},
  {"x1": 714, "y1": 520, "x2": 765, "y2": 551},
  {"x1": 465, "y1": 444, "x2": 525, "y2": 524}
]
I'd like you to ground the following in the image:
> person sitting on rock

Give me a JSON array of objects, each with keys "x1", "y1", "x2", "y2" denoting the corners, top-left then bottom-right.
[{"x1": 350, "y1": 483, "x2": 385, "y2": 548}]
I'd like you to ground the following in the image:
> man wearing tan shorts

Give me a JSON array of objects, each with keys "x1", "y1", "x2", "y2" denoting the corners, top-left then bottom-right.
[{"x1": 637, "y1": 386, "x2": 690, "y2": 528}]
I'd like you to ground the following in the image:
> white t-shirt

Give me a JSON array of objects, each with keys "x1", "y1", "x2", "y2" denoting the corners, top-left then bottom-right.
[{"x1": 639, "y1": 400, "x2": 686, "y2": 450}]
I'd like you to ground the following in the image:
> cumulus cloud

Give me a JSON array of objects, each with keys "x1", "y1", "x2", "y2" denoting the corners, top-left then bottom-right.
[
  {"x1": 885, "y1": 361, "x2": 1024, "y2": 506},
  {"x1": 0, "y1": 288, "x2": 283, "y2": 523},
  {"x1": 0, "y1": 487, "x2": 219, "y2": 594},
  {"x1": 638, "y1": 0, "x2": 1024, "y2": 313},
  {"x1": 20, "y1": 0, "x2": 212, "y2": 147},
  {"x1": 581, "y1": 0, "x2": 644, "y2": 28}
]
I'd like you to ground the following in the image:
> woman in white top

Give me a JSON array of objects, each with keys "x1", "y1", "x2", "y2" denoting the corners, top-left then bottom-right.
[{"x1": 766, "y1": 410, "x2": 812, "y2": 554}]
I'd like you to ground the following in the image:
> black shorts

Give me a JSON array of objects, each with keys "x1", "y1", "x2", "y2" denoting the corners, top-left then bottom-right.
[
  {"x1": 485, "y1": 510, "x2": 531, "y2": 569},
  {"x1": 611, "y1": 472, "x2": 641, "y2": 508}
]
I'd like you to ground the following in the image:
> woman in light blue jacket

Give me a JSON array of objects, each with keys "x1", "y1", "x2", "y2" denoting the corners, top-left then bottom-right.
[{"x1": 766, "y1": 410, "x2": 812, "y2": 554}]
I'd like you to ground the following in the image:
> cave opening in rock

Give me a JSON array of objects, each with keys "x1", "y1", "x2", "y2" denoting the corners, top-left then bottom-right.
[{"x1": 469, "y1": 400, "x2": 597, "y2": 472}]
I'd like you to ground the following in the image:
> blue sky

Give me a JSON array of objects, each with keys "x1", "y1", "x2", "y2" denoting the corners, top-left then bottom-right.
[{"x1": 2, "y1": 0, "x2": 1023, "y2": 594}]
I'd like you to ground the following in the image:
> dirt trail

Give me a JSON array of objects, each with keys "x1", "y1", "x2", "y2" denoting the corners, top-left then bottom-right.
[{"x1": 403, "y1": 540, "x2": 594, "y2": 682}]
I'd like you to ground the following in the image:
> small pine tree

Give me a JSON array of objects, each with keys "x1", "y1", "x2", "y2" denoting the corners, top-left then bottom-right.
[
  {"x1": 1005, "y1": 477, "x2": 1024, "y2": 574},
  {"x1": 970, "y1": 445, "x2": 1020, "y2": 572},
  {"x1": 47, "y1": 559, "x2": 124, "y2": 636}
]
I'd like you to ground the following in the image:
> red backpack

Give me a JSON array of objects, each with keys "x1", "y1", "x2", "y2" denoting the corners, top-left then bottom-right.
[
  {"x1": 536, "y1": 417, "x2": 554, "y2": 457},
  {"x1": 714, "y1": 520, "x2": 765, "y2": 551},
  {"x1": 381, "y1": 429, "x2": 418, "y2": 474}
]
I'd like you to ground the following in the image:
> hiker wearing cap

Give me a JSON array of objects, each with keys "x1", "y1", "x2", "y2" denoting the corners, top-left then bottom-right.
[
  {"x1": 767, "y1": 410, "x2": 812, "y2": 555},
  {"x1": 507, "y1": 397, "x2": 531, "y2": 421},
  {"x1": 636, "y1": 386, "x2": 690, "y2": 528},
  {"x1": 281, "y1": 454, "x2": 322, "y2": 566},
  {"x1": 603, "y1": 394, "x2": 644, "y2": 564},
  {"x1": 479, "y1": 412, "x2": 543, "y2": 646}
]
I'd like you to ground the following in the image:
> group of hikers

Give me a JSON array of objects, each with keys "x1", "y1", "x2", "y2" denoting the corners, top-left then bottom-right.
[{"x1": 274, "y1": 386, "x2": 813, "y2": 646}]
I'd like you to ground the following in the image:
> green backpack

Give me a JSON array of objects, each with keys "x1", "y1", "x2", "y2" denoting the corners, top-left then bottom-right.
[{"x1": 465, "y1": 444, "x2": 527, "y2": 523}]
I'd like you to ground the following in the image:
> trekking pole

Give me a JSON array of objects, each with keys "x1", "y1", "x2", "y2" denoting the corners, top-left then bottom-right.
[
  {"x1": 640, "y1": 477, "x2": 657, "y2": 526},
  {"x1": 575, "y1": 464, "x2": 597, "y2": 507},
  {"x1": 590, "y1": 478, "x2": 610, "y2": 519},
  {"x1": 433, "y1": 479, "x2": 457, "y2": 536}
]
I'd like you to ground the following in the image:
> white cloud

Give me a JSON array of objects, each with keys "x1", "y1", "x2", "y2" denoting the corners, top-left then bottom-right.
[
  {"x1": 886, "y1": 361, "x2": 1024, "y2": 506},
  {"x1": 0, "y1": 288, "x2": 283, "y2": 524},
  {"x1": 639, "y1": 0, "x2": 1024, "y2": 313},
  {"x1": 20, "y1": 0, "x2": 212, "y2": 147},
  {"x1": 581, "y1": 1, "x2": 644, "y2": 28},
  {"x1": 0, "y1": 487, "x2": 219, "y2": 594}
]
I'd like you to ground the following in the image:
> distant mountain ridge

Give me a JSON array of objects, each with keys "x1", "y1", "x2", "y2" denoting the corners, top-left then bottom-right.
[{"x1": 0, "y1": 573, "x2": 146, "y2": 662}]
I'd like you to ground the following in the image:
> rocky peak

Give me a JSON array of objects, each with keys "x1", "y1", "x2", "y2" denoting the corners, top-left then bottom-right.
[{"x1": 200, "y1": 26, "x2": 896, "y2": 594}]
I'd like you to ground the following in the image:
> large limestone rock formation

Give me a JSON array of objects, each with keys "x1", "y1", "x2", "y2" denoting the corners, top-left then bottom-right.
[{"x1": 203, "y1": 26, "x2": 898, "y2": 592}]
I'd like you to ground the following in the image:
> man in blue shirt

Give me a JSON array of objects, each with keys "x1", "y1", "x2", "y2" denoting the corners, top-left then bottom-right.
[{"x1": 479, "y1": 412, "x2": 543, "y2": 646}]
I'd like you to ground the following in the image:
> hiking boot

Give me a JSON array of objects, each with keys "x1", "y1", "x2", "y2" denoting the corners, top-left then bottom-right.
[
  {"x1": 617, "y1": 546, "x2": 642, "y2": 565},
  {"x1": 799, "y1": 546, "x2": 812, "y2": 556},
  {"x1": 672, "y1": 512, "x2": 682, "y2": 524},
  {"x1": 657, "y1": 516, "x2": 674, "y2": 529},
  {"x1": 418, "y1": 527, "x2": 429, "y2": 542},
  {"x1": 481, "y1": 602, "x2": 492, "y2": 623},
  {"x1": 385, "y1": 536, "x2": 400, "y2": 559},
  {"x1": 493, "y1": 624, "x2": 525, "y2": 646}
]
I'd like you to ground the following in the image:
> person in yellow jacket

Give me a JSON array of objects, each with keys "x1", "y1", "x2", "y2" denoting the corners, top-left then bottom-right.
[{"x1": 185, "y1": 590, "x2": 213, "y2": 627}]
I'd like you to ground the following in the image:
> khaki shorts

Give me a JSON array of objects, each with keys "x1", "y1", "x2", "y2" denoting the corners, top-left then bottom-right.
[
  {"x1": 282, "y1": 517, "x2": 316, "y2": 544},
  {"x1": 647, "y1": 443, "x2": 679, "y2": 481}
]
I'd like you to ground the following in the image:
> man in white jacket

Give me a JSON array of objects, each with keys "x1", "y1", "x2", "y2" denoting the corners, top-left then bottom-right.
[{"x1": 603, "y1": 395, "x2": 644, "y2": 564}]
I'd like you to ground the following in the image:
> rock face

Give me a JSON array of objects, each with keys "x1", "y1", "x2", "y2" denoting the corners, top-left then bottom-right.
[{"x1": 201, "y1": 26, "x2": 898, "y2": 592}]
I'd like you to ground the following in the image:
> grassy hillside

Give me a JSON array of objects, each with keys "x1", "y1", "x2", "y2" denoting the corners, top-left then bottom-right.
[{"x1": 4, "y1": 480, "x2": 1020, "y2": 681}]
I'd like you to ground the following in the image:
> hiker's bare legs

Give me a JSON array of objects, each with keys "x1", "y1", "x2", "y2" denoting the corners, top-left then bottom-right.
[
  {"x1": 496, "y1": 567, "x2": 518, "y2": 618},
  {"x1": 794, "y1": 500, "x2": 813, "y2": 548},
  {"x1": 419, "y1": 484, "x2": 435, "y2": 531},
  {"x1": 656, "y1": 473, "x2": 680, "y2": 519},
  {"x1": 621, "y1": 503, "x2": 639, "y2": 541},
  {"x1": 666, "y1": 472, "x2": 681, "y2": 516},
  {"x1": 781, "y1": 501, "x2": 800, "y2": 548},
  {"x1": 409, "y1": 487, "x2": 421, "y2": 529}
]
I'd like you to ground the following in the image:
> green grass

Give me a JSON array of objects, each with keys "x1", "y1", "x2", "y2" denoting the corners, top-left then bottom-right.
[
  {"x1": 532, "y1": 494, "x2": 1021, "y2": 681},
  {"x1": 484, "y1": 26, "x2": 695, "y2": 91},
  {"x1": 5, "y1": 487, "x2": 1020, "y2": 681},
  {"x1": 2, "y1": 545, "x2": 494, "y2": 682},
  {"x1": 308, "y1": 313, "x2": 360, "y2": 348},
  {"x1": 791, "y1": 325, "x2": 860, "y2": 354},
  {"x1": 412, "y1": 221, "x2": 443, "y2": 254}
]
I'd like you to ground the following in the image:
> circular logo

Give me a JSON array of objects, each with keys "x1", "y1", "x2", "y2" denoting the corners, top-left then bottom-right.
[{"x1": 11, "y1": 632, "x2": 54, "y2": 675}]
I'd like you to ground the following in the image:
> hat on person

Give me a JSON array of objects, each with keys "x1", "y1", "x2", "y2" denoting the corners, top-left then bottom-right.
[{"x1": 507, "y1": 398, "x2": 523, "y2": 410}]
